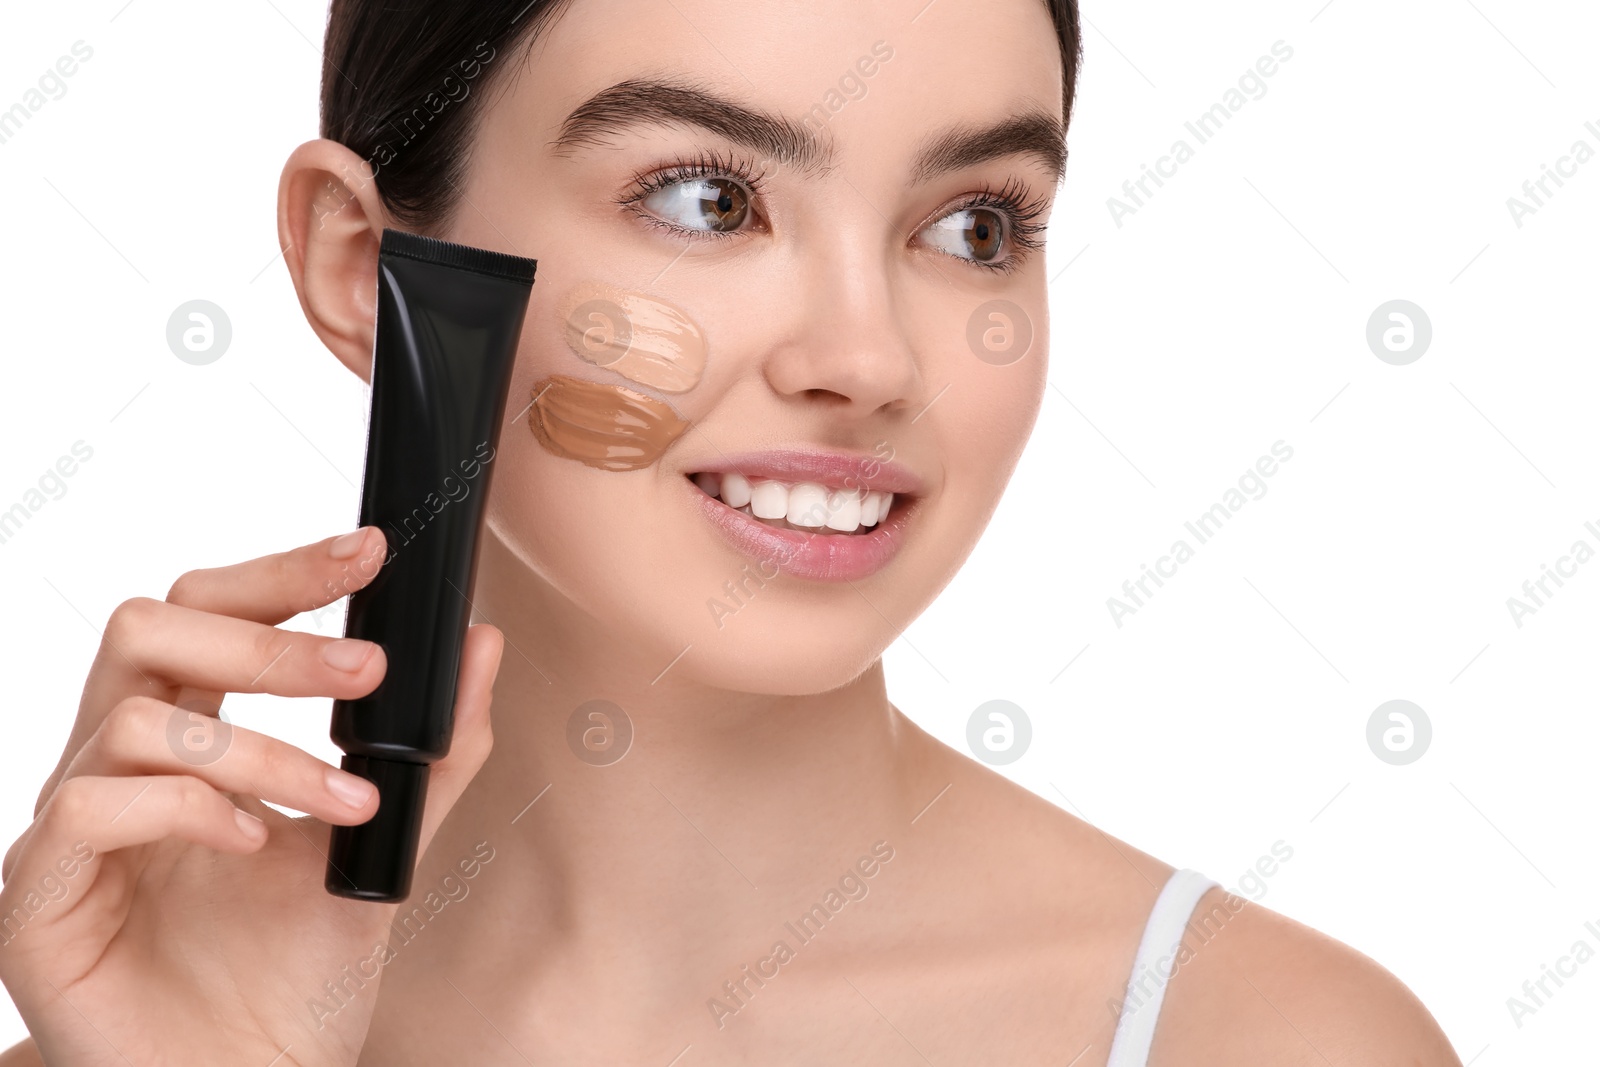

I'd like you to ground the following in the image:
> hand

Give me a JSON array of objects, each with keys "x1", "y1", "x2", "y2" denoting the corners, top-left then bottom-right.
[{"x1": 0, "y1": 528, "x2": 502, "y2": 1066}]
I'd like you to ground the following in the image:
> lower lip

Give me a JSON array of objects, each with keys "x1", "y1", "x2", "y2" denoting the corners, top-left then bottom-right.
[{"x1": 687, "y1": 480, "x2": 915, "y2": 582}]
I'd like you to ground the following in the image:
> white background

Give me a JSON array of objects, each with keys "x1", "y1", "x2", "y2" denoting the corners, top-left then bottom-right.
[{"x1": 1, "y1": 0, "x2": 1596, "y2": 1060}]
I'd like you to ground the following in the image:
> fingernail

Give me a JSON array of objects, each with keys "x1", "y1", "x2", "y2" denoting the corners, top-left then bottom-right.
[
  {"x1": 329, "y1": 528, "x2": 368, "y2": 559},
  {"x1": 321, "y1": 638, "x2": 376, "y2": 671},
  {"x1": 325, "y1": 767, "x2": 376, "y2": 809},
  {"x1": 234, "y1": 807, "x2": 268, "y2": 839}
]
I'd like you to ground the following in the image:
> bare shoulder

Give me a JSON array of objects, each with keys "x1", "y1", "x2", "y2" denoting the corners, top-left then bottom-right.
[
  {"x1": 891, "y1": 719, "x2": 1460, "y2": 1064},
  {"x1": 1149, "y1": 888, "x2": 1462, "y2": 1066}
]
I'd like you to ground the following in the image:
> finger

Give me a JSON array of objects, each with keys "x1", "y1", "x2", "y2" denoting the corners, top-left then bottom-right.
[
  {"x1": 11, "y1": 693, "x2": 369, "y2": 884},
  {"x1": 77, "y1": 596, "x2": 388, "y2": 707},
  {"x1": 39, "y1": 604, "x2": 387, "y2": 821},
  {"x1": 167, "y1": 683, "x2": 227, "y2": 758},
  {"x1": 165, "y1": 526, "x2": 390, "y2": 626},
  {"x1": 64, "y1": 696, "x2": 380, "y2": 826},
  {"x1": 415, "y1": 624, "x2": 504, "y2": 851},
  {"x1": 45, "y1": 529, "x2": 391, "y2": 805},
  {"x1": 77, "y1": 527, "x2": 388, "y2": 720},
  {"x1": 3, "y1": 775, "x2": 268, "y2": 898}
]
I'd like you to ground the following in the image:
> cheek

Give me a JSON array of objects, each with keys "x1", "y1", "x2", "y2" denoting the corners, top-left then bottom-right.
[
  {"x1": 914, "y1": 312, "x2": 1047, "y2": 555},
  {"x1": 485, "y1": 391, "x2": 681, "y2": 605},
  {"x1": 944, "y1": 310, "x2": 1047, "y2": 467},
  {"x1": 485, "y1": 322, "x2": 706, "y2": 639}
]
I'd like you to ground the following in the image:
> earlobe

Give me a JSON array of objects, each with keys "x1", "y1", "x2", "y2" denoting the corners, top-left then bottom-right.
[{"x1": 276, "y1": 139, "x2": 393, "y2": 383}]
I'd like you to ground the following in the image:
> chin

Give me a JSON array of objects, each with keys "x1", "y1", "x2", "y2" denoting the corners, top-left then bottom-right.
[{"x1": 675, "y1": 606, "x2": 895, "y2": 696}]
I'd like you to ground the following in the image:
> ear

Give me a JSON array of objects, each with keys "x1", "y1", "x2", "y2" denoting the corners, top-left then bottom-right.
[{"x1": 276, "y1": 139, "x2": 396, "y2": 384}]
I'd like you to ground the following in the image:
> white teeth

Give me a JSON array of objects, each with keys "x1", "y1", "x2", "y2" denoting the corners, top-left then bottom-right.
[
  {"x1": 860, "y1": 490, "x2": 882, "y2": 526},
  {"x1": 787, "y1": 483, "x2": 829, "y2": 527},
  {"x1": 694, "y1": 474, "x2": 897, "y2": 533},
  {"x1": 720, "y1": 472, "x2": 752, "y2": 508},
  {"x1": 824, "y1": 488, "x2": 861, "y2": 532},
  {"x1": 749, "y1": 479, "x2": 789, "y2": 520},
  {"x1": 693, "y1": 471, "x2": 721, "y2": 499}
]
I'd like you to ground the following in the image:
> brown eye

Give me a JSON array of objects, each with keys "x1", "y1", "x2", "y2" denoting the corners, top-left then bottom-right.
[
  {"x1": 641, "y1": 176, "x2": 751, "y2": 233},
  {"x1": 965, "y1": 208, "x2": 1004, "y2": 261},
  {"x1": 922, "y1": 207, "x2": 1007, "y2": 264},
  {"x1": 703, "y1": 178, "x2": 748, "y2": 229}
]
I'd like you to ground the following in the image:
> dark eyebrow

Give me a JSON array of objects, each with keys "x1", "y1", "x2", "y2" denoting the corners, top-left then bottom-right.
[
  {"x1": 550, "y1": 78, "x2": 835, "y2": 176},
  {"x1": 550, "y1": 78, "x2": 1066, "y2": 186},
  {"x1": 909, "y1": 111, "x2": 1067, "y2": 187}
]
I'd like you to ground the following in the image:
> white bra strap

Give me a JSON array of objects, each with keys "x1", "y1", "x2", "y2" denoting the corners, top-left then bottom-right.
[{"x1": 1104, "y1": 868, "x2": 1221, "y2": 1067}]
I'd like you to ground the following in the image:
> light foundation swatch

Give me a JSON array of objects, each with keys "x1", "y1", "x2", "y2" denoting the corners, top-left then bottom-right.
[{"x1": 558, "y1": 282, "x2": 707, "y2": 394}]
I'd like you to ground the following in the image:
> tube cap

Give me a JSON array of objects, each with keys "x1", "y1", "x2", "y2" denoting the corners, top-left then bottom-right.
[{"x1": 325, "y1": 755, "x2": 430, "y2": 902}]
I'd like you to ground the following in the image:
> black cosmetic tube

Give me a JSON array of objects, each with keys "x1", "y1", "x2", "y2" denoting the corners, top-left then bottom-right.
[{"x1": 325, "y1": 228, "x2": 536, "y2": 902}]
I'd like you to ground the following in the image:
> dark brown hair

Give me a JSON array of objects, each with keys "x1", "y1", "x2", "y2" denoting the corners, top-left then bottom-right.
[{"x1": 321, "y1": 0, "x2": 1082, "y2": 232}]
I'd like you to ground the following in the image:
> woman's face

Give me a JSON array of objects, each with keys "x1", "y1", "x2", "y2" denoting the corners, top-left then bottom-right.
[{"x1": 447, "y1": 0, "x2": 1065, "y2": 694}]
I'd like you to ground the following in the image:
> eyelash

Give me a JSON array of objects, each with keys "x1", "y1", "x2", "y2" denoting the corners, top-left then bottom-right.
[{"x1": 614, "y1": 149, "x2": 1051, "y2": 275}]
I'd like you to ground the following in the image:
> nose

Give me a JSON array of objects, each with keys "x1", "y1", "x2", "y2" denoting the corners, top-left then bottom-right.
[{"x1": 761, "y1": 232, "x2": 924, "y2": 417}]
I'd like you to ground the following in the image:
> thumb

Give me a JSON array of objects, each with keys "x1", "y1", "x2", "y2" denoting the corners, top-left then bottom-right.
[{"x1": 415, "y1": 622, "x2": 503, "y2": 850}]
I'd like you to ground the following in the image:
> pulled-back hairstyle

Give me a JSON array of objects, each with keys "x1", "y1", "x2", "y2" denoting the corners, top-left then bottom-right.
[{"x1": 320, "y1": 0, "x2": 1082, "y2": 232}]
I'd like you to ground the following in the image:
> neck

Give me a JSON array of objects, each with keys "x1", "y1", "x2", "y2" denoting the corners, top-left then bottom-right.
[{"x1": 414, "y1": 524, "x2": 930, "y2": 992}]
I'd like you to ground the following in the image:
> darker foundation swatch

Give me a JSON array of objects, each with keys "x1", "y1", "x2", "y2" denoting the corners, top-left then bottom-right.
[{"x1": 527, "y1": 375, "x2": 689, "y2": 471}]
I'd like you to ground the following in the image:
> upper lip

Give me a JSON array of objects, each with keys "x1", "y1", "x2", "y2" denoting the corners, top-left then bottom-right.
[{"x1": 688, "y1": 448, "x2": 924, "y2": 495}]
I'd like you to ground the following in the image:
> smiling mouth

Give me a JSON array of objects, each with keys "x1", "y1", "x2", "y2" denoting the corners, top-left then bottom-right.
[{"x1": 688, "y1": 471, "x2": 897, "y2": 536}]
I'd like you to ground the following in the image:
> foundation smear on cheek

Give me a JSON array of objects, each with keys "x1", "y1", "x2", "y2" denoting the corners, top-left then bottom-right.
[
  {"x1": 527, "y1": 375, "x2": 689, "y2": 471},
  {"x1": 557, "y1": 281, "x2": 706, "y2": 393}
]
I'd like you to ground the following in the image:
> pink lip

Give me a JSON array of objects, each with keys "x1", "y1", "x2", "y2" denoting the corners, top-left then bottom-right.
[
  {"x1": 686, "y1": 477, "x2": 917, "y2": 582},
  {"x1": 688, "y1": 448, "x2": 923, "y2": 495}
]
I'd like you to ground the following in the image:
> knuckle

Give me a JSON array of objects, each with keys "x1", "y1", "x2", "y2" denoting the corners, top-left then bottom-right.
[
  {"x1": 104, "y1": 596, "x2": 160, "y2": 646},
  {"x1": 252, "y1": 732, "x2": 291, "y2": 776},
  {"x1": 45, "y1": 777, "x2": 94, "y2": 828},
  {"x1": 251, "y1": 627, "x2": 296, "y2": 686},
  {"x1": 165, "y1": 569, "x2": 205, "y2": 605},
  {"x1": 171, "y1": 775, "x2": 216, "y2": 824},
  {"x1": 247, "y1": 739, "x2": 294, "y2": 795},
  {"x1": 269, "y1": 548, "x2": 295, "y2": 593},
  {"x1": 102, "y1": 696, "x2": 166, "y2": 754}
]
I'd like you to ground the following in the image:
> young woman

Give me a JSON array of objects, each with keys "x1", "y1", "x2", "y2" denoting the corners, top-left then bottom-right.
[{"x1": 0, "y1": 0, "x2": 1462, "y2": 1063}]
